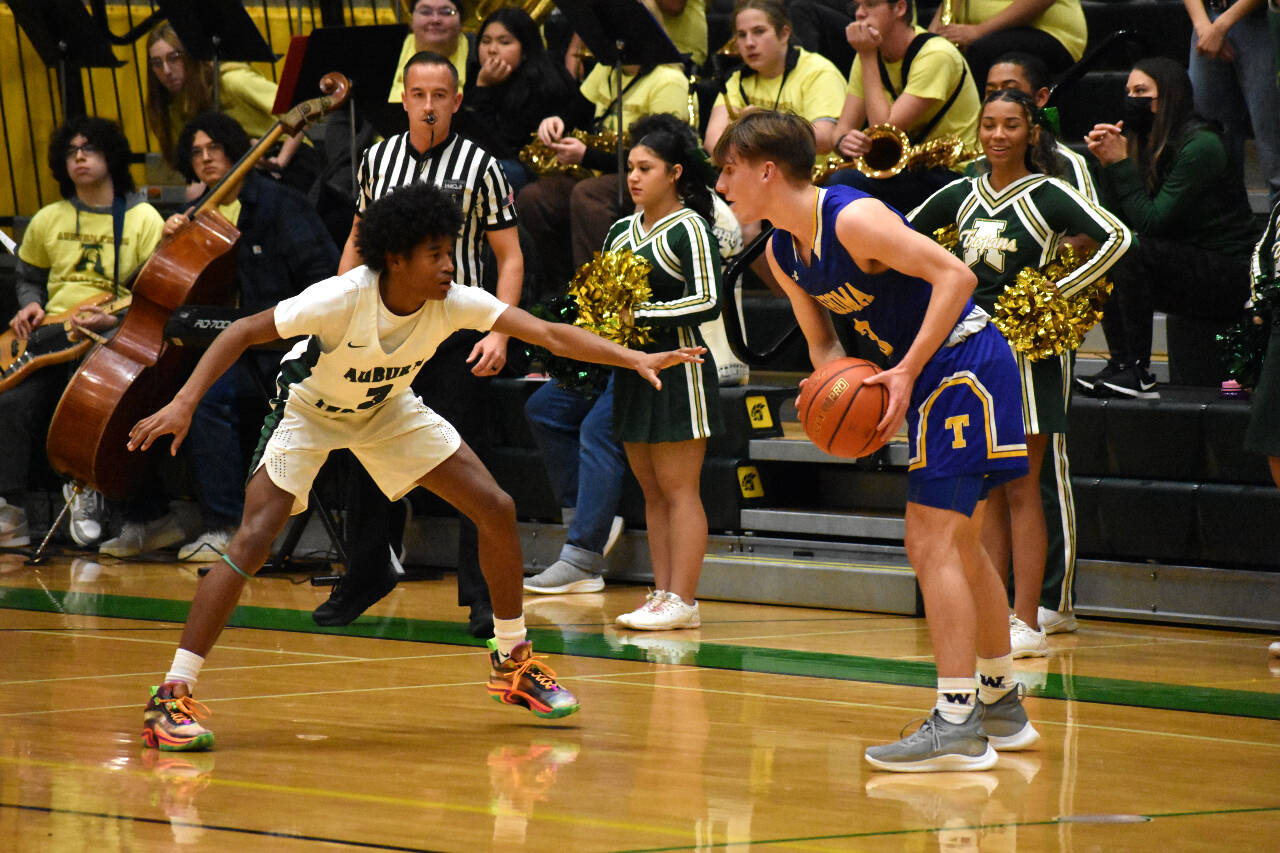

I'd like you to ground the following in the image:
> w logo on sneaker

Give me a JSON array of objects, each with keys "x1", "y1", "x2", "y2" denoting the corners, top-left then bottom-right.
[
  {"x1": 980, "y1": 674, "x2": 1006, "y2": 689},
  {"x1": 942, "y1": 692, "x2": 974, "y2": 705}
]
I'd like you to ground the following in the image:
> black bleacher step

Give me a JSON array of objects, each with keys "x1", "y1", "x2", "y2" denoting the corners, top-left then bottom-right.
[{"x1": 1081, "y1": 1, "x2": 1192, "y2": 66}]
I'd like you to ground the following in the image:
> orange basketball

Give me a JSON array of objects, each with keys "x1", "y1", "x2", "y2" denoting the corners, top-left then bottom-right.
[{"x1": 796, "y1": 357, "x2": 888, "y2": 458}]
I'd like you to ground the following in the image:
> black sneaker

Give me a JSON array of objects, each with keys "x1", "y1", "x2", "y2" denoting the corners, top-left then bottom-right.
[
  {"x1": 1075, "y1": 360, "x2": 1125, "y2": 396},
  {"x1": 312, "y1": 562, "x2": 399, "y2": 626},
  {"x1": 1100, "y1": 362, "x2": 1160, "y2": 399}
]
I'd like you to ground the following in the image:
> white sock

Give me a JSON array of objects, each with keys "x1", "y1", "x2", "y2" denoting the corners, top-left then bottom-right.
[
  {"x1": 492, "y1": 615, "x2": 526, "y2": 661},
  {"x1": 976, "y1": 654, "x2": 1014, "y2": 704},
  {"x1": 935, "y1": 677, "x2": 977, "y2": 724},
  {"x1": 164, "y1": 648, "x2": 204, "y2": 690}
]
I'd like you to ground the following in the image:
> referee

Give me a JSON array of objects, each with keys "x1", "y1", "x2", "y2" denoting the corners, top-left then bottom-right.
[{"x1": 317, "y1": 50, "x2": 523, "y2": 635}]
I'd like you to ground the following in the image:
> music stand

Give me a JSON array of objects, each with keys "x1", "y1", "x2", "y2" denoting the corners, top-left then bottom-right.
[
  {"x1": 155, "y1": 0, "x2": 274, "y2": 107},
  {"x1": 8, "y1": 0, "x2": 122, "y2": 119},
  {"x1": 552, "y1": 0, "x2": 683, "y2": 205},
  {"x1": 286, "y1": 25, "x2": 409, "y2": 137}
]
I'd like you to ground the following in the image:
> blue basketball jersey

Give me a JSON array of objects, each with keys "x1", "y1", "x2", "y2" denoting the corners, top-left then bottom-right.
[
  {"x1": 773, "y1": 185, "x2": 1027, "y2": 486},
  {"x1": 770, "y1": 185, "x2": 976, "y2": 367}
]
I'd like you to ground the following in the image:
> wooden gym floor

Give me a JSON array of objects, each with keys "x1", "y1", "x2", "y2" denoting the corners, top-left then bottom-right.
[{"x1": 0, "y1": 551, "x2": 1276, "y2": 852}]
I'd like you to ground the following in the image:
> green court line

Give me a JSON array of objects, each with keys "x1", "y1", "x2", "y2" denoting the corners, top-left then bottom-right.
[
  {"x1": 3, "y1": 585, "x2": 1278, "y2": 721},
  {"x1": 609, "y1": 805, "x2": 1280, "y2": 852}
]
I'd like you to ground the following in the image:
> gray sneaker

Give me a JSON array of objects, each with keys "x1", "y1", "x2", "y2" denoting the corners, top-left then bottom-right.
[
  {"x1": 978, "y1": 685, "x2": 1040, "y2": 751},
  {"x1": 523, "y1": 560, "x2": 604, "y2": 594},
  {"x1": 864, "y1": 708, "x2": 997, "y2": 773}
]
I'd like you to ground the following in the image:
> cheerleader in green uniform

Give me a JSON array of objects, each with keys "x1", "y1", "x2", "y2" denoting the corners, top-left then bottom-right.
[
  {"x1": 910, "y1": 88, "x2": 1132, "y2": 655},
  {"x1": 608, "y1": 116, "x2": 725, "y2": 631}
]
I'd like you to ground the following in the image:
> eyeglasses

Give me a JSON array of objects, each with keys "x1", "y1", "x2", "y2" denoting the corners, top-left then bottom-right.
[
  {"x1": 65, "y1": 143, "x2": 101, "y2": 159},
  {"x1": 148, "y1": 50, "x2": 185, "y2": 70},
  {"x1": 847, "y1": 0, "x2": 891, "y2": 12},
  {"x1": 190, "y1": 142, "x2": 225, "y2": 159},
  {"x1": 414, "y1": 6, "x2": 458, "y2": 17}
]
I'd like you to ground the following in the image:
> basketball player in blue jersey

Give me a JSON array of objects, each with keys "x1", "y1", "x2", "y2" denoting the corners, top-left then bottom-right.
[
  {"x1": 715, "y1": 111, "x2": 1037, "y2": 773},
  {"x1": 126, "y1": 183, "x2": 705, "y2": 751}
]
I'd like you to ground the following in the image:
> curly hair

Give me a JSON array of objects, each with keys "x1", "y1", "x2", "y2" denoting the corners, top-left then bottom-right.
[
  {"x1": 48, "y1": 116, "x2": 136, "y2": 199},
  {"x1": 355, "y1": 183, "x2": 464, "y2": 272},
  {"x1": 145, "y1": 23, "x2": 215, "y2": 164},
  {"x1": 980, "y1": 88, "x2": 1061, "y2": 178},
  {"x1": 174, "y1": 112, "x2": 252, "y2": 183},
  {"x1": 629, "y1": 113, "x2": 717, "y2": 224}
]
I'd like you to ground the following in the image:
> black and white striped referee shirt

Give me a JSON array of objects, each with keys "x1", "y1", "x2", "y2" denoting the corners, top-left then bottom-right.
[{"x1": 355, "y1": 131, "x2": 518, "y2": 291}]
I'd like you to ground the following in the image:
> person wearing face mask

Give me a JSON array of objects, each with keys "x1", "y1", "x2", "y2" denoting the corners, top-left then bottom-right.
[
  {"x1": 456, "y1": 7, "x2": 581, "y2": 194},
  {"x1": 389, "y1": 0, "x2": 472, "y2": 101},
  {"x1": 1081, "y1": 57, "x2": 1256, "y2": 397}
]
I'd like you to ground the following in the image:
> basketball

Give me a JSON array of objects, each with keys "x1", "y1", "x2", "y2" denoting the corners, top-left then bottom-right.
[{"x1": 796, "y1": 357, "x2": 888, "y2": 458}]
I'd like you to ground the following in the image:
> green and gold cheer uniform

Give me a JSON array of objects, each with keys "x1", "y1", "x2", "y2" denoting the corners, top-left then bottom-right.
[
  {"x1": 1246, "y1": 201, "x2": 1280, "y2": 457},
  {"x1": 910, "y1": 173, "x2": 1132, "y2": 433},
  {"x1": 606, "y1": 207, "x2": 724, "y2": 443}
]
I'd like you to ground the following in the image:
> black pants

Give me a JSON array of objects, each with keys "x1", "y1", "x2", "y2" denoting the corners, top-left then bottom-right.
[
  {"x1": 344, "y1": 330, "x2": 493, "y2": 608},
  {"x1": 1099, "y1": 236, "x2": 1249, "y2": 369}
]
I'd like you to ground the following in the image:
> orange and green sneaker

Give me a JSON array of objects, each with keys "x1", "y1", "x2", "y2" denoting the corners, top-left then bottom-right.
[
  {"x1": 142, "y1": 683, "x2": 215, "y2": 751},
  {"x1": 487, "y1": 640, "x2": 579, "y2": 719}
]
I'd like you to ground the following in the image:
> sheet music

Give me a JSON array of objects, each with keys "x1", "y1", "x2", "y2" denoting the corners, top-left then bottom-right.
[{"x1": 0, "y1": 229, "x2": 16, "y2": 255}]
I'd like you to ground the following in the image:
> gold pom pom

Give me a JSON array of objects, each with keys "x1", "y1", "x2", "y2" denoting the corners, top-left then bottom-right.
[
  {"x1": 567, "y1": 249, "x2": 655, "y2": 349},
  {"x1": 992, "y1": 244, "x2": 1113, "y2": 361},
  {"x1": 933, "y1": 224, "x2": 960, "y2": 253}
]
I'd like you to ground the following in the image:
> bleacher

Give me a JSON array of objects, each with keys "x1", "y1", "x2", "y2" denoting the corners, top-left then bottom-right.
[{"x1": 447, "y1": 0, "x2": 1276, "y2": 632}]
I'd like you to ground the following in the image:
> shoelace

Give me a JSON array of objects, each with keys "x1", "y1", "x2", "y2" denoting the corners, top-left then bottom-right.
[
  {"x1": 164, "y1": 694, "x2": 212, "y2": 726},
  {"x1": 504, "y1": 655, "x2": 562, "y2": 692},
  {"x1": 896, "y1": 716, "x2": 940, "y2": 747},
  {"x1": 643, "y1": 591, "x2": 669, "y2": 613}
]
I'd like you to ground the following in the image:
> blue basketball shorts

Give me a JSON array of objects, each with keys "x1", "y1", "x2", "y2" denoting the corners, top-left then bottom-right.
[{"x1": 905, "y1": 322, "x2": 1028, "y2": 513}]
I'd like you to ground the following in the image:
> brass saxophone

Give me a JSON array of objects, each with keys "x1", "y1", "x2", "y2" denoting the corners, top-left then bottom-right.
[
  {"x1": 520, "y1": 129, "x2": 622, "y2": 178},
  {"x1": 812, "y1": 124, "x2": 974, "y2": 183}
]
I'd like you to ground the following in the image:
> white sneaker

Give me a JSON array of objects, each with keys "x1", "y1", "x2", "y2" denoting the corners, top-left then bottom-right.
[
  {"x1": 0, "y1": 497, "x2": 30, "y2": 547},
  {"x1": 614, "y1": 589, "x2": 667, "y2": 627},
  {"x1": 100, "y1": 514, "x2": 185, "y2": 558},
  {"x1": 62, "y1": 483, "x2": 105, "y2": 546},
  {"x1": 178, "y1": 527, "x2": 234, "y2": 561},
  {"x1": 619, "y1": 591, "x2": 700, "y2": 631},
  {"x1": 1010, "y1": 614, "x2": 1048, "y2": 659},
  {"x1": 1037, "y1": 606, "x2": 1079, "y2": 635},
  {"x1": 1269, "y1": 641, "x2": 1280, "y2": 658}
]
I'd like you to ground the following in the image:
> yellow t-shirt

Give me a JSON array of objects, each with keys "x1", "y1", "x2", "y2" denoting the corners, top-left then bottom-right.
[
  {"x1": 958, "y1": 0, "x2": 1087, "y2": 61},
  {"x1": 714, "y1": 47, "x2": 845, "y2": 124},
  {"x1": 659, "y1": 0, "x2": 708, "y2": 66},
  {"x1": 217, "y1": 199, "x2": 242, "y2": 226},
  {"x1": 846, "y1": 28, "x2": 980, "y2": 152},
  {"x1": 580, "y1": 63, "x2": 689, "y2": 133},
  {"x1": 388, "y1": 34, "x2": 469, "y2": 102},
  {"x1": 218, "y1": 62, "x2": 279, "y2": 138},
  {"x1": 17, "y1": 199, "x2": 165, "y2": 315}
]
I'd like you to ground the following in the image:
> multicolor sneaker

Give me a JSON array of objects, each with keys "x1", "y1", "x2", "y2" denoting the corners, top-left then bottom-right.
[
  {"x1": 864, "y1": 708, "x2": 997, "y2": 773},
  {"x1": 142, "y1": 683, "x2": 214, "y2": 752},
  {"x1": 487, "y1": 640, "x2": 580, "y2": 719},
  {"x1": 978, "y1": 684, "x2": 1040, "y2": 751}
]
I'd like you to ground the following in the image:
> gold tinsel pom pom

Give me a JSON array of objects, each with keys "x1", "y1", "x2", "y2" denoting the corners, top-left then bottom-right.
[
  {"x1": 933, "y1": 224, "x2": 960, "y2": 253},
  {"x1": 991, "y1": 244, "x2": 1112, "y2": 361},
  {"x1": 567, "y1": 249, "x2": 655, "y2": 349}
]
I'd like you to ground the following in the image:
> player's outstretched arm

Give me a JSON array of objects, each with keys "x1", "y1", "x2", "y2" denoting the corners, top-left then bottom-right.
[
  {"x1": 128, "y1": 309, "x2": 282, "y2": 454},
  {"x1": 491, "y1": 306, "x2": 705, "y2": 390}
]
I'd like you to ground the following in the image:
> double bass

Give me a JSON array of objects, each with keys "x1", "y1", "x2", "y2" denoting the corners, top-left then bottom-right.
[{"x1": 46, "y1": 73, "x2": 350, "y2": 499}]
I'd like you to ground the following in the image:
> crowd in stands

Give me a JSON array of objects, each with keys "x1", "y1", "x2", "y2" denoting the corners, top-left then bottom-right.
[{"x1": 2, "y1": 0, "x2": 1279, "y2": 665}]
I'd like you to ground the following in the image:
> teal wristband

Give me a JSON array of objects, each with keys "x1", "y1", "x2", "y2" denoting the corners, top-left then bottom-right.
[{"x1": 220, "y1": 552, "x2": 253, "y2": 581}]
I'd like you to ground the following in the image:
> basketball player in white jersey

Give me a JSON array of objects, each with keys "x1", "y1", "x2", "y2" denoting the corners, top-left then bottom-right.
[{"x1": 129, "y1": 182, "x2": 704, "y2": 751}]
